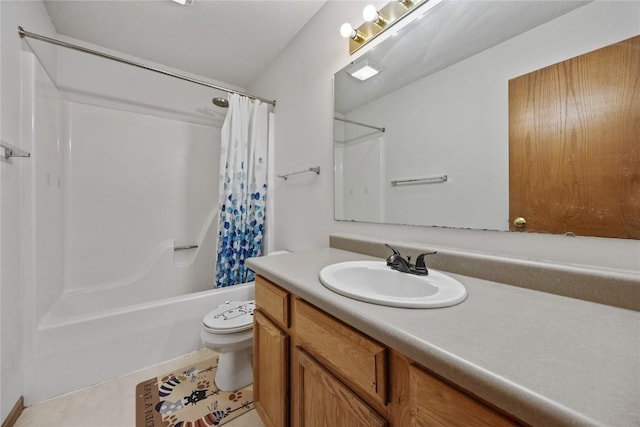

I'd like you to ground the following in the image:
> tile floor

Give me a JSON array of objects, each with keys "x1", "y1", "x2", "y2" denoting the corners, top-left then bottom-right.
[{"x1": 15, "y1": 349, "x2": 265, "y2": 427}]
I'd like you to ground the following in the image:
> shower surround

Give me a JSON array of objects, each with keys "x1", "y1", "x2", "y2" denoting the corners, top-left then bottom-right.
[{"x1": 21, "y1": 50, "x2": 235, "y2": 404}]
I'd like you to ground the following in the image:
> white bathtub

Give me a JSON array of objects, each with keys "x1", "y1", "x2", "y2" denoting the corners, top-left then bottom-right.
[{"x1": 24, "y1": 282, "x2": 254, "y2": 405}]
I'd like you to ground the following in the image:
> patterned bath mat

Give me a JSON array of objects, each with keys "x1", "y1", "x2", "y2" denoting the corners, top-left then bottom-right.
[{"x1": 135, "y1": 356, "x2": 253, "y2": 427}]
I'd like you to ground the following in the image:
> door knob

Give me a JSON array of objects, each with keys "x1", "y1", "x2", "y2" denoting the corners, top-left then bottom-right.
[{"x1": 513, "y1": 217, "x2": 527, "y2": 228}]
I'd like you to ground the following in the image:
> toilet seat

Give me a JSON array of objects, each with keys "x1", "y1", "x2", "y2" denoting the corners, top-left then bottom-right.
[{"x1": 202, "y1": 300, "x2": 255, "y2": 334}]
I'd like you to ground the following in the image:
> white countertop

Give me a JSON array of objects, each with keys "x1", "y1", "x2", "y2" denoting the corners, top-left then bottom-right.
[{"x1": 247, "y1": 248, "x2": 640, "y2": 427}]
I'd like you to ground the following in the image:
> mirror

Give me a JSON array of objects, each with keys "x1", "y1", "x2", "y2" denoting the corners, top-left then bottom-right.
[{"x1": 333, "y1": 1, "x2": 639, "y2": 237}]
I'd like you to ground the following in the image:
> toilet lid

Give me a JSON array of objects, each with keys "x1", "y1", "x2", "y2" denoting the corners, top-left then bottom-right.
[{"x1": 203, "y1": 300, "x2": 255, "y2": 334}]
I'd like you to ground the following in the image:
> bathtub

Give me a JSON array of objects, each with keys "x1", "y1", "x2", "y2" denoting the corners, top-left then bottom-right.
[{"x1": 24, "y1": 282, "x2": 255, "y2": 405}]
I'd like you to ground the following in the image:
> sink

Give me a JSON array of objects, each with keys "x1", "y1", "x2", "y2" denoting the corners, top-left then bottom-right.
[{"x1": 319, "y1": 261, "x2": 467, "y2": 308}]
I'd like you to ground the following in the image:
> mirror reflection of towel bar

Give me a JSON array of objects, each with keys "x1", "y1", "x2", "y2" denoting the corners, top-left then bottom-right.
[
  {"x1": 174, "y1": 245, "x2": 198, "y2": 251},
  {"x1": 391, "y1": 175, "x2": 448, "y2": 186}
]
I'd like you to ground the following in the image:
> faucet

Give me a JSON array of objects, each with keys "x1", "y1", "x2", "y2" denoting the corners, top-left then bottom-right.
[{"x1": 385, "y1": 244, "x2": 437, "y2": 276}]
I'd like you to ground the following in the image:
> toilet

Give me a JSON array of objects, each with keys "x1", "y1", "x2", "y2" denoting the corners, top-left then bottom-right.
[
  {"x1": 201, "y1": 299, "x2": 256, "y2": 391},
  {"x1": 201, "y1": 251, "x2": 290, "y2": 391}
]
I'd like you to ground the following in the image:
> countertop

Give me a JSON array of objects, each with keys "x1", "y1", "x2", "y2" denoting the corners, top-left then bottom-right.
[{"x1": 247, "y1": 248, "x2": 640, "y2": 427}]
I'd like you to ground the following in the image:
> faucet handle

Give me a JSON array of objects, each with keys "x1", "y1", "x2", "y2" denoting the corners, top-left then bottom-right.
[
  {"x1": 415, "y1": 251, "x2": 437, "y2": 270},
  {"x1": 384, "y1": 243, "x2": 401, "y2": 257},
  {"x1": 384, "y1": 244, "x2": 403, "y2": 266}
]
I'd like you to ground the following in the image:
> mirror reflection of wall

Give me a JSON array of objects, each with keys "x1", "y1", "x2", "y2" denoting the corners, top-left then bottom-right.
[
  {"x1": 334, "y1": 116, "x2": 386, "y2": 223},
  {"x1": 333, "y1": 1, "x2": 640, "y2": 237}
]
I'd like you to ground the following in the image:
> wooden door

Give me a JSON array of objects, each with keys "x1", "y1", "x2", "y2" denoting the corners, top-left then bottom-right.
[
  {"x1": 291, "y1": 347, "x2": 387, "y2": 427},
  {"x1": 410, "y1": 365, "x2": 516, "y2": 427},
  {"x1": 254, "y1": 310, "x2": 289, "y2": 427},
  {"x1": 509, "y1": 35, "x2": 640, "y2": 238}
]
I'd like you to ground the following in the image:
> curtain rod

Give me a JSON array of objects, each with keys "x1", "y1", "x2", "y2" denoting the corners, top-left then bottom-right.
[
  {"x1": 18, "y1": 26, "x2": 276, "y2": 107},
  {"x1": 334, "y1": 117, "x2": 385, "y2": 132}
]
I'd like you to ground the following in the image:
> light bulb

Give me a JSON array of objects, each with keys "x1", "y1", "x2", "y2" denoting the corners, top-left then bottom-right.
[
  {"x1": 362, "y1": 5, "x2": 379, "y2": 22},
  {"x1": 340, "y1": 22, "x2": 355, "y2": 39}
]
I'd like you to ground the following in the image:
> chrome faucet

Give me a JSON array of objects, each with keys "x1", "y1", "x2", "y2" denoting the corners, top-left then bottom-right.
[{"x1": 385, "y1": 244, "x2": 436, "y2": 276}]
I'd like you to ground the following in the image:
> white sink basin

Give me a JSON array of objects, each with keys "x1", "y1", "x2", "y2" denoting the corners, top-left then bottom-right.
[{"x1": 319, "y1": 261, "x2": 467, "y2": 308}]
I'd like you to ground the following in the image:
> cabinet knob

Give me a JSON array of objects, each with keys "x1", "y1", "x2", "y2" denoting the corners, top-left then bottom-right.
[{"x1": 513, "y1": 217, "x2": 527, "y2": 228}]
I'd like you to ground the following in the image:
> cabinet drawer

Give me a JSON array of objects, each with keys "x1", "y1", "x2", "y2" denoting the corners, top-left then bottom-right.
[
  {"x1": 256, "y1": 276, "x2": 290, "y2": 329},
  {"x1": 293, "y1": 299, "x2": 387, "y2": 408}
]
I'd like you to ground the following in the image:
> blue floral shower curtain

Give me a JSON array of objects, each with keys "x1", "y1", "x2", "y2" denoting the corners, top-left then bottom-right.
[{"x1": 215, "y1": 94, "x2": 268, "y2": 288}]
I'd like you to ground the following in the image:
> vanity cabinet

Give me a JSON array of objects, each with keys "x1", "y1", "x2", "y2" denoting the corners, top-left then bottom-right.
[{"x1": 254, "y1": 275, "x2": 519, "y2": 427}]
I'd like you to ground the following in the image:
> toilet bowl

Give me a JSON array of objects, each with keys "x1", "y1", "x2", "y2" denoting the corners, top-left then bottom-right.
[
  {"x1": 201, "y1": 251, "x2": 290, "y2": 391},
  {"x1": 201, "y1": 300, "x2": 255, "y2": 391}
]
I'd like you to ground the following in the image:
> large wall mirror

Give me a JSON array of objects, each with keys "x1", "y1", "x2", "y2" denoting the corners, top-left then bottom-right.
[{"x1": 333, "y1": 1, "x2": 640, "y2": 239}]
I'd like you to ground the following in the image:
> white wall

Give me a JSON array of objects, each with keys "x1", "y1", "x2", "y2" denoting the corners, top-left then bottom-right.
[
  {"x1": 1, "y1": 1, "x2": 3, "y2": 416},
  {"x1": 0, "y1": 1, "x2": 58, "y2": 422},
  {"x1": 248, "y1": 1, "x2": 640, "y2": 271}
]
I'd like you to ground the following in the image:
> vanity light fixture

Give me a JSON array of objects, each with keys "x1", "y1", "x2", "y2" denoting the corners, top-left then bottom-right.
[
  {"x1": 347, "y1": 59, "x2": 380, "y2": 81},
  {"x1": 341, "y1": 0, "x2": 427, "y2": 54},
  {"x1": 172, "y1": 0, "x2": 194, "y2": 5}
]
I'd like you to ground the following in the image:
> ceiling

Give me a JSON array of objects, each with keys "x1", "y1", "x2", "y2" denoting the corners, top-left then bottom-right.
[{"x1": 43, "y1": 0, "x2": 326, "y2": 89}]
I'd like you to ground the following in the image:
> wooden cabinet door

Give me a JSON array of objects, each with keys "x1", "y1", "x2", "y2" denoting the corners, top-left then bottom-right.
[
  {"x1": 410, "y1": 365, "x2": 516, "y2": 427},
  {"x1": 292, "y1": 347, "x2": 387, "y2": 427},
  {"x1": 254, "y1": 310, "x2": 289, "y2": 427},
  {"x1": 509, "y1": 35, "x2": 640, "y2": 238}
]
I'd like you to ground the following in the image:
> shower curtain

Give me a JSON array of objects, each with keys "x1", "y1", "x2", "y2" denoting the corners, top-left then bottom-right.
[{"x1": 215, "y1": 94, "x2": 268, "y2": 288}]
